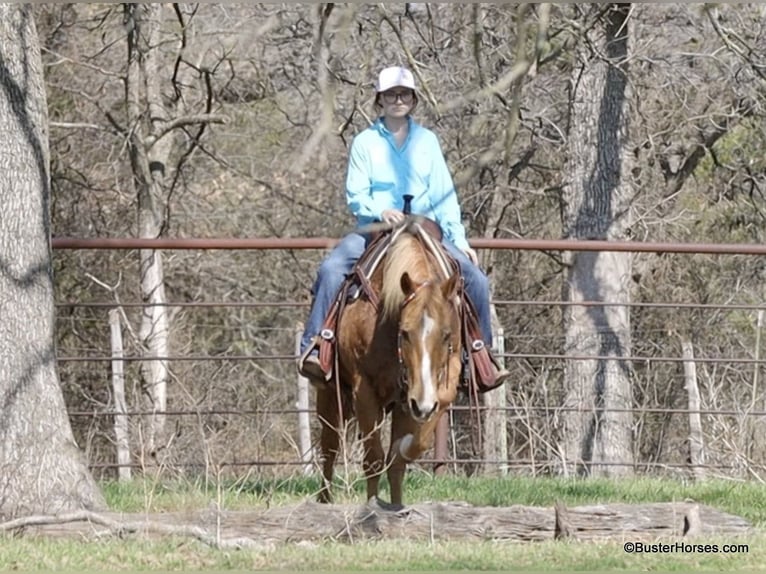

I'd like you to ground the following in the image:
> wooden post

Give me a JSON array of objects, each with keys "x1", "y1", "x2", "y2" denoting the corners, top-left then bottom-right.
[
  {"x1": 109, "y1": 308, "x2": 131, "y2": 482},
  {"x1": 681, "y1": 339, "x2": 705, "y2": 480},
  {"x1": 748, "y1": 309, "x2": 764, "y2": 462},
  {"x1": 751, "y1": 309, "x2": 763, "y2": 412},
  {"x1": 295, "y1": 324, "x2": 313, "y2": 475},
  {"x1": 434, "y1": 413, "x2": 449, "y2": 475},
  {"x1": 482, "y1": 327, "x2": 508, "y2": 475}
]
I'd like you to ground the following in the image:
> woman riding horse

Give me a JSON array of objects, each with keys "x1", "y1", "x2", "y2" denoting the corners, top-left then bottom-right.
[{"x1": 298, "y1": 65, "x2": 510, "y2": 389}]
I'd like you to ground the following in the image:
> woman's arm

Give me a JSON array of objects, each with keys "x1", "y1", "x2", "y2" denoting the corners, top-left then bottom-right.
[
  {"x1": 345, "y1": 138, "x2": 381, "y2": 220},
  {"x1": 428, "y1": 134, "x2": 470, "y2": 251}
]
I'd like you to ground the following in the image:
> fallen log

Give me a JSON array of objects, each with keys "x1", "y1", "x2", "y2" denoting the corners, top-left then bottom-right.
[{"x1": 1, "y1": 499, "x2": 752, "y2": 547}]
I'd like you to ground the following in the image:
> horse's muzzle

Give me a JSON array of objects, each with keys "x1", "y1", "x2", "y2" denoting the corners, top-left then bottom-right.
[{"x1": 409, "y1": 398, "x2": 438, "y2": 421}]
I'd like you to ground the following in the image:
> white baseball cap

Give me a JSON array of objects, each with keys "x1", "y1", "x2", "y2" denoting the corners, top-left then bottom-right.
[{"x1": 375, "y1": 66, "x2": 416, "y2": 93}]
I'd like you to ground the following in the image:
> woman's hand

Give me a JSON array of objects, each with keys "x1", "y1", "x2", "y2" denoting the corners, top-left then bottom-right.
[{"x1": 381, "y1": 209, "x2": 406, "y2": 225}]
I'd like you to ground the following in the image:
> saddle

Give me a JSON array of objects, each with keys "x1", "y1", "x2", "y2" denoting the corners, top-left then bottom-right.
[{"x1": 307, "y1": 217, "x2": 506, "y2": 395}]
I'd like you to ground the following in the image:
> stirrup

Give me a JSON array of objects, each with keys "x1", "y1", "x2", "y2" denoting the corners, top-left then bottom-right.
[{"x1": 297, "y1": 340, "x2": 330, "y2": 385}]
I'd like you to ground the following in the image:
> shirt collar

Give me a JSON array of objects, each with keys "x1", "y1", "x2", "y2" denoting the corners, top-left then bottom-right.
[{"x1": 375, "y1": 116, "x2": 415, "y2": 146}]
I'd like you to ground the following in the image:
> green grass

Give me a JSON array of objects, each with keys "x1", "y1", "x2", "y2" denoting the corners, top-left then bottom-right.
[
  {"x1": 1, "y1": 535, "x2": 763, "y2": 571},
  {"x1": 102, "y1": 473, "x2": 766, "y2": 526},
  {"x1": 2, "y1": 475, "x2": 764, "y2": 571}
]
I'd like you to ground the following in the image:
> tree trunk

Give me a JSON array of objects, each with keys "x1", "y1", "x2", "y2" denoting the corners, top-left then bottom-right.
[
  {"x1": 0, "y1": 4, "x2": 104, "y2": 517},
  {"x1": 125, "y1": 3, "x2": 170, "y2": 458},
  {"x1": 122, "y1": 5, "x2": 226, "y2": 461},
  {"x1": 561, "y1": 4, "x2": 635, "y2": 477}
]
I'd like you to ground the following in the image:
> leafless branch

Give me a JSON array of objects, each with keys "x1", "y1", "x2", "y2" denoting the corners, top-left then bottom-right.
[
  {"x1": 378, "y1": 5, "x2": 440, "y2": 115},
  {"x1": 0, "y1": 511, "x2": 264, "y2": 549},
  {"x1": 147, "y1": 113, "x2": 228, "y2": 148}
]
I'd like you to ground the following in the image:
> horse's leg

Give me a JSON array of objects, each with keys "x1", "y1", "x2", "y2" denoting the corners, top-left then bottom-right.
[
  {"x1": 387, "y1": 406, "x2": 445, "y2": 506},
  {"x1": 355, "y1": 382, "x2": 386, "y2": 502},
  {"x1": 315, "y1": 385, "x2": 342, "y2": 503}
]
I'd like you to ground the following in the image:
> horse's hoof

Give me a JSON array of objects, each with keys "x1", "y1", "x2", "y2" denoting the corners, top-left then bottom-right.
[{"x1": 368, "y1": 497, "x2": 405, "y2": 513}]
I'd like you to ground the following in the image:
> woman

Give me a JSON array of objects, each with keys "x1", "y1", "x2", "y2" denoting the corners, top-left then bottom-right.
[{"x1": 298, "y1": 65, "x2": 509, "y2": 388}]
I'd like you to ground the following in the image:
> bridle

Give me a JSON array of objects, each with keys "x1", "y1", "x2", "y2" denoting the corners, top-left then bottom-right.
[{"x1": 396, "y1": 280, "x2": 455, "y2": 391}]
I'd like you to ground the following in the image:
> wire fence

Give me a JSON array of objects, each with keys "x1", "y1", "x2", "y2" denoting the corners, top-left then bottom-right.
[{"x1": 52, "y1": 236, "x2": 766, "y2": 480}]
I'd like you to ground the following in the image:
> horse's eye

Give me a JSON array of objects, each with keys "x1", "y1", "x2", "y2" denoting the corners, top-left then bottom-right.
[
  {"x1": 442, "y1": 331, "x2": 451, "y2": 343},
  {"x1": 400, "y1": 330, "x2": 411, "y2": 343}
]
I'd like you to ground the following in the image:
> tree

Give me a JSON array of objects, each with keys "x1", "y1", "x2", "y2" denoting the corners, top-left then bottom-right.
[
  {"x1": 123, "y1": 4, "x2": 226, "y2": 458},
  {"x1": 560, "y1": 4, "x2": 634, "y2": 477},
  {"x1": 0, "y1": 4, "x2": 104, "y2": 517},
  {"x1": 37, "y1": 3, "x2": 766, "y2": 479}
]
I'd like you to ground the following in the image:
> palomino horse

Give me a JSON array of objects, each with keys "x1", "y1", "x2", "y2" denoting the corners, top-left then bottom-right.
[{"x1": 315, "y1": 223, "x2": 462, "y2": 506}]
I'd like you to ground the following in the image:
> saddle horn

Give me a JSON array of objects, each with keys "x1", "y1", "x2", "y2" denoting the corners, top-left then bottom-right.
[{"x1": 402, "y1": 194, "x2": 414, "y2": 215}]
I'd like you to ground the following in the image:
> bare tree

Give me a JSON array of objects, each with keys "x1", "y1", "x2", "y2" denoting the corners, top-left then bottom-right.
[
  {"x1": 0, "y1": 4, "x2": 104, "y2": 516},
  {"x1": 39, "y1": 3, "x2": 766, "y2": 480},
  {"x1": 123, "y1": 4, "x2": 225, "y2": 458},
  {"x1": 560, "y1": 4, "x2": 634, "y2": 477}
]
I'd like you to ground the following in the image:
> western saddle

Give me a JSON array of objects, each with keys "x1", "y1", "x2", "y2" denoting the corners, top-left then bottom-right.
[{"x1": 301, "y1": 216, "x2": 508, "y2": 396}]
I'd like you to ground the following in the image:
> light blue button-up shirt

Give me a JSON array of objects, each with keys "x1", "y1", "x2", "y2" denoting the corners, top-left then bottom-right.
[{"x1": 345, "y1": 117, "x2": 470, "y2": 251}]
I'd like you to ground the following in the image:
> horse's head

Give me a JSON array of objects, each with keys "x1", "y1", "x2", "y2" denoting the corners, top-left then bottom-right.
[{"x1": 397, "y1": 270, "x2": 462, "y2": 422}]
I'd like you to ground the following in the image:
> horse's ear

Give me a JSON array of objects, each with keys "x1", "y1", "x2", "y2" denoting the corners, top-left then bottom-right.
[
  {"x1": 400, "y1": 272, "x2": 416, "y2": 296},
  {"x1": 441, "y1": 271, "x2": 460, "y2": 300}
]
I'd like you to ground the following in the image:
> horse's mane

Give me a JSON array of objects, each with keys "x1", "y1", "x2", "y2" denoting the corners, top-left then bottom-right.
[{"x1": 380, "y1": 231, "x2": 432, "y2": 321}]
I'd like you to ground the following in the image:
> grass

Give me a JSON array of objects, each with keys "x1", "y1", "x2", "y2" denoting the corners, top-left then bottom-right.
[
  {"x1": 102, "y1": 472, "x2": 766, "y2": 527},
  {"x1": 251, "y1": 537, "x2": 763, "y2": 571},
  {"x1": 1, "y1": 534, "x2": 763, "y2": 571},
  {"x1": 2, "y1": 474, "x2": 765, "y2": 571}
]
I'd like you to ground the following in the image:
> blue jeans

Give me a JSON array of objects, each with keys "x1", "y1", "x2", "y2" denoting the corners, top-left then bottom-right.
[{"x1": 300, "y1": 232, "x2": 493, "y2": 354}]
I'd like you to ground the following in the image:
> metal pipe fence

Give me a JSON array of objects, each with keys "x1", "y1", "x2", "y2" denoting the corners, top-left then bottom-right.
[
  {"x1": 50, "y1": 235, "x2": 766, "y2": 254},
  {"x1": 64, "y1": 406, "x2": 766, "y2": 418},
  {"x1": 52, "y1": 236, "x2": 766, "y2": 478}
]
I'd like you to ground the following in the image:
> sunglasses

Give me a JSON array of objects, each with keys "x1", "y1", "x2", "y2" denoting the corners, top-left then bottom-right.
[{"x1": 381, "y1": 90, "x2": 414, "y2": 104}]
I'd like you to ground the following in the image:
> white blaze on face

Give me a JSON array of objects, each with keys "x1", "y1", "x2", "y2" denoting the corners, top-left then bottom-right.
[{"x1": 417, "y1": 313, "x2": 437, "y2": 411}]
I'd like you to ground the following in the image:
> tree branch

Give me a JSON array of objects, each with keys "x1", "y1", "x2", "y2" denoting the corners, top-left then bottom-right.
[
  {"x1": 664, "y1": 101, "x2": 757, "y2": 197},
  {"x1": 705, "y1": 5, "x2": 766, "y2": 82},
  {"x1": 147, "y1": 113, "x2": 228, "y2": 148},
  {"x1": 0, "y1": 511, "x2": 264, "y2": 549},
  {"x1": 378, "y1": 5, "x2": 440, "y2": 116}
]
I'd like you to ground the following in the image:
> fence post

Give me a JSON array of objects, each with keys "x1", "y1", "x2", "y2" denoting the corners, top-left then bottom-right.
[
  {"x1": 483, "y1": 327, "x2": 508, "y2": 475},
  {"x1": 681, "y1": 339, "x2": 705, "y2": 480},
  {"x1": 109, "y1": 308, "x2": 131, "y2": 481},
  {"x1": 434, "y1": 412, "x2": 449, "y2": 475},
  {"x1": 295, "y1": 324, "x2": 313, "y2": 475}
]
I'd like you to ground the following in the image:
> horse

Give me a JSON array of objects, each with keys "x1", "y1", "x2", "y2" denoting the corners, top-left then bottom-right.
[{"x1": 315, "y1": 222, "x2": 463, "y2": 506}]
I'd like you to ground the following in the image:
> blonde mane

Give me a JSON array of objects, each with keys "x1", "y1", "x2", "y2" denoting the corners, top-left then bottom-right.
[{"x1": 380, "y1": 232, "x2": 432, "y2": 320}]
